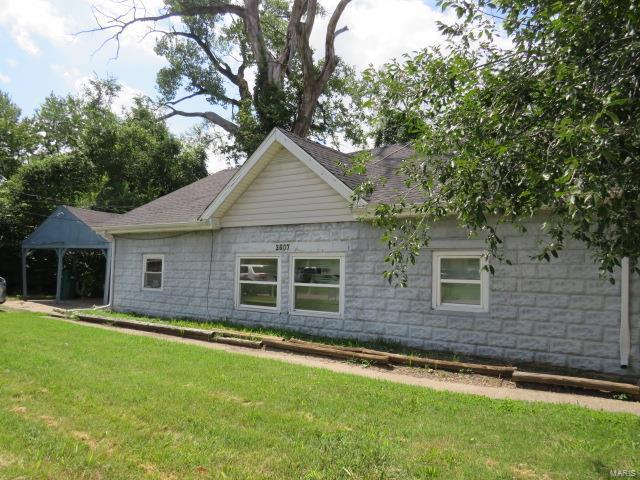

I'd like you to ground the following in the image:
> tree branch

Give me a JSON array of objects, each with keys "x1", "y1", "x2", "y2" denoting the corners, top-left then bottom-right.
[
  {"x1": 79, "y1": 1, "x2": 246, "y2": 59},
  {"x1": 157, "y1": 28, "x2": 251, "y2": 100},
  {"x1": 160, "y1": 106, "x2": 239, "y2": 133}
]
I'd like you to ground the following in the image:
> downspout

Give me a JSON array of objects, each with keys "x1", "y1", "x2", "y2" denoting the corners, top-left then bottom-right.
[{"x1": 620, "y1": 257, "x2": 630, "y2": 368}]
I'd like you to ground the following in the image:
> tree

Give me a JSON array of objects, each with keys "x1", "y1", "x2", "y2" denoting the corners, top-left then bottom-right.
[
  {"x1": 358, "y1": 0, "x2": 640, "y2": 284},
  {"x1": 0, "y1": 79, "x2": 208, "y2": 293},
  {"x1": 88, "y1": 0, "x2": 364, "y2": 157},
  {"x1": 0, "y1": 92, "x2": 34, "y2": 178}
]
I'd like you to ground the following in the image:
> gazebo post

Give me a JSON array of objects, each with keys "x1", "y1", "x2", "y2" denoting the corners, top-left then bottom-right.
[
  {"x1": 102, "y1": 247, "x2": 112, "y2": 305},
  {"x1": 55, "y1": 248, "x2": 66, "y2": 303},
  {"x1": 21, "y1": 248, "x2": 28, "y2": 298}
]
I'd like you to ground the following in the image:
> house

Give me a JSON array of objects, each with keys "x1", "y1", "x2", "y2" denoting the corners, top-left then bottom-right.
[{"x1": 99, "y1": 127, "x2": 638, "y2": 378}]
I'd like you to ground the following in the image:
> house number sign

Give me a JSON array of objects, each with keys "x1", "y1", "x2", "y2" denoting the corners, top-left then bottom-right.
[{"x1": 275, "y1": 243, "x2": 290, "y2": 251}]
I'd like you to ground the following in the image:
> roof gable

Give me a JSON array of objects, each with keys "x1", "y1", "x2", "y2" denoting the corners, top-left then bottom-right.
[
  {"x1": 199, "y1": 128, "x2": 361, "y2": 221},
  {"x1": 23, "y1": 206, "x2": 113, "y2": 249},
  {"x1": 220, "y1": 145, "x2": 354, "y2": 227}
]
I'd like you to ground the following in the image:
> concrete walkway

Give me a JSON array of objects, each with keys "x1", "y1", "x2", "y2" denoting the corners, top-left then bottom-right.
[
  {"x1": 28, "y1": 313, "x2": 640, "y2": 416},
  {"x1": 3, "y1": 298, "x2": 103, "y2": 314}
]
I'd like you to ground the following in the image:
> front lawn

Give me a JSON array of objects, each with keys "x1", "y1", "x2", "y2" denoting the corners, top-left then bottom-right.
[{"x1": 1, "y1": 310, "x2": 638, "y2": 479}]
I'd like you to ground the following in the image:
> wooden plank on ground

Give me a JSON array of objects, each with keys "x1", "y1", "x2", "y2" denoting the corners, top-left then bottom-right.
[
  {"x1": 212, "y1": 336, "x2": 263, "y2": 349},
  {"x1": 288, "y1": 338, "x2": 516, "y2": 377},
  {"x1": 512, "y1": 371, "x2": 640, "y2": 396},
  {"x1": 263, "y1": 339, "x2": 390, "y2": 364}
]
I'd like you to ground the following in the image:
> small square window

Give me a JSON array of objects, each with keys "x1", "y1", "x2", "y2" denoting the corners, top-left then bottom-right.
[
  {"x1": 142, "y1": 255, "x2": 164, "y2": 290},
  {"x1": 432, "y1": 251, "x2": 488, "y2": 312}
]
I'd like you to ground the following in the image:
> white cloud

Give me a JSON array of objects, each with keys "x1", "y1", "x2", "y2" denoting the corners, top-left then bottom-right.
[
  {"x1": 0, "y1": 72, "x2": 10, "y2": 84},
  {"x1": 51, "y1": 64, "x2": 83, "y2": 82},
  {"x1": 5, "y1": 58, "x2": 17, "y2": 68},
  {"x1": 0, "y1": 0, "x2": 76, "y2": 55},
  {"x1": 311, "y1": 0, "x2": 453, "y2": 70}
]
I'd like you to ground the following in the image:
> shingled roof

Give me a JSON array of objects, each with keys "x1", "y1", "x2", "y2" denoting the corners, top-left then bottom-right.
[
  {"x1": 277, "y1": 127, "x2": 419, "y2": 203},
  {"x1": 64, "y1": 206, "x2": 122, "y2": 229},
  {"x1": 101, "y1": 129, "x2": 419, "y2": 229},
  {"x1": 104, "y1": 168, "x2": 238, "y2": 227}
]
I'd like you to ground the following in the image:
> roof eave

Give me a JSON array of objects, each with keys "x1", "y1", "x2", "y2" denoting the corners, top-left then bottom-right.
[{"x1": 100, "y1": 220, "x2": 218, "y2": 235}]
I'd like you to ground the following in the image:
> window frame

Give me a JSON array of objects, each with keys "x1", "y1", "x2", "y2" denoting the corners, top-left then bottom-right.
[
  {"x1": 289, "y1": 254, "x2": 345, "y2": 318},
  {"x1": 432, "y1": 250, "x2": 489, "y2": 312},
  {"x1": 235, "y1": 254, "x2": 281, "y2": 312},
  {"x1": 141, "y1": 254, "x2": 164, "y2": 292}
]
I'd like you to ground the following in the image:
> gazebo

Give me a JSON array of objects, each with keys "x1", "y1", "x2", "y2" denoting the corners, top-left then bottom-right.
[{"x1": 21, "y1": 206, "x2": 120, "y2": 304}]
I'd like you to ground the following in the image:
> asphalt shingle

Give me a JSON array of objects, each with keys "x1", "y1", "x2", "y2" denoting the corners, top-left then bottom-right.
[{"x1": 99, "y1": 129, "x2": 420, "y2": 228}]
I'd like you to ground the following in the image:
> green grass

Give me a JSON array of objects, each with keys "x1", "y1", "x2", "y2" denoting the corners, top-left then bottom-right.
[
  {"x1": 1, "y1": 310, "x2": 639, "y2": 479},
  {"x1": 80, "y1": 308, "x2": 476, "y2": 363}
]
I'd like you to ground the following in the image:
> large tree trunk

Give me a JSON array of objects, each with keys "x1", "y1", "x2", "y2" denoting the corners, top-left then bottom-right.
[{"x1": 87, "y1": 0, "x2": 352, "y2": 141}]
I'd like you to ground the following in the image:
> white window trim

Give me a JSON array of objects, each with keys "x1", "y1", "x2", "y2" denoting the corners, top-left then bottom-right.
[
  {"x1": 289, "y1": 253, "x2": 345, "y2": 318},
  {"x1": 141, "y1": 254, "x2": 164, "y2": 292},
  {"x1": 432, "y1": 251, "x2": 489, "y2": 313},
  {"x1": 235, "y1": 254, "x2": 281, "y2": 312}
]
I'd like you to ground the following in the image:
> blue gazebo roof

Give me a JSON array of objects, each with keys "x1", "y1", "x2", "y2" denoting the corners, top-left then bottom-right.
[{"x1": 22, "y1": 206, "x2": 119, "y2": 250}]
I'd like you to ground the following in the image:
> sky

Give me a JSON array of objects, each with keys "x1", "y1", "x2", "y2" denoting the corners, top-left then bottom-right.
[{"x1": 0, "y1": 0, "x2": 455, "y2": 172}]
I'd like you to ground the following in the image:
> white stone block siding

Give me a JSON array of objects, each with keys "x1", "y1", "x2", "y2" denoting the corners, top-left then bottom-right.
[{"x1": 112, "y1": 220, "x2": 639, "y2": 378}]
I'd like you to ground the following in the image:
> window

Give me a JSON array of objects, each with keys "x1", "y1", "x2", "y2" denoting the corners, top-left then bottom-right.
[
  {"x1": 291, "y1": 256, "x2": 344, "y2": 315},
  {"x1": 432, "y1": 251, "x2": 488, "y2": 312},
  {"x1": 142, "y1": 254, "x2": 164, "y2": 290},
  {"x1": 236, "y1": 256, "x2": 280, "y2": 310}
]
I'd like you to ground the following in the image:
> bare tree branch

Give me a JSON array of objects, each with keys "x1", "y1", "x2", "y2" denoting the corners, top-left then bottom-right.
[
  {"x1": 78, "y1": 2, "x2": 246, "y2": 59},
  {"x1": 160, "y1": 106, "x2": 239, "y2": 133}
]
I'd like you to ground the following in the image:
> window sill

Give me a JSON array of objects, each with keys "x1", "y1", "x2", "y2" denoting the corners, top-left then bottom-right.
[
  {"x1": 289, "y1": 309, "x2": 342, "y2": 319},
  {"x1": 236, "y1": 304, "x2": 281, "y2": 314},
  {"x1": 432, "y1": 304, "x2": 488, "y2": 313}
]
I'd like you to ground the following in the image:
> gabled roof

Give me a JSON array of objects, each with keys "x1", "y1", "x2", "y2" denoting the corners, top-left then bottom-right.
[
  {"x1": 101, "y1": 127, "x2": 419, "y2": 232},
  {"x1": 103, "y1": 168, "x2": 237, "y2": 228},
  {"x1": 199, "y1": 128, "x2": 358, "y2": 221},
  {"x1": 277, "y1": 128, "x2": 418, "y2": 203},
  {"x1": 64, "y1": 206, "x2": 121, "y2": 229},
  {"x1": 23, "y1": 206, "x2": 116, "y2": 249}
]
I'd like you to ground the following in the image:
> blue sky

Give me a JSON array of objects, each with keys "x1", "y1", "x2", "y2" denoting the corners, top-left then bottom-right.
[{"x1": 0, "y1": 0, "x2": 449, "y2": 170}]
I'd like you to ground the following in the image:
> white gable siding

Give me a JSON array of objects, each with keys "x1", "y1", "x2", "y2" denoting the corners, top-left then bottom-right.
[{"x1": 220, "y1": 148, "x2": 354, "y2": 227}]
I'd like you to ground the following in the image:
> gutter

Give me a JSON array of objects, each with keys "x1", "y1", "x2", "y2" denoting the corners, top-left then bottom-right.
[
  {"x1": 620, "y1": 257, "x2": 631, "y2": 368},
  {"x1": 99, "y1": 220, "x2": 218, "y2": 235}
]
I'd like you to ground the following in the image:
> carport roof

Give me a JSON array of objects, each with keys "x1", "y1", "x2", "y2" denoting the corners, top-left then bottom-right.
[{"x1": 22, "y1": 206, "x2": 120, "y2": 250}]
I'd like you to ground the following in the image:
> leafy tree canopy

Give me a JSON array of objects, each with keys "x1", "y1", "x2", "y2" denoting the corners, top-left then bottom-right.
[
  {"x1": 0, "y1": 78, "x2": 208, "y2": 251},
  {"x1": 0, "y1": 92, "x2": 35, "y2": 178},
  {"x1": 357, "y1": 0, "x2": 640, "y2": 285},
  {"x1": 89, "y1": 0, "x2": 366, "y2": 160}
]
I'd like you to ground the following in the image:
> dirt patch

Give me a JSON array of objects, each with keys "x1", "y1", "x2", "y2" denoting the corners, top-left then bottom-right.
[
  {"x1": 10, "y1": 406, "x2": 27, "y2": 415},
  {"x1": 39, "y1": 415, "x2": 59, "y2": 428},
  {"x1": 71, "y1": 431, "x2": 99, "y2": 450},
  {"x1": 370, "y1": 363, "x2": 516, "y2": 389},
  {"x1": 0, "y1": 452, "x2": 18, "y2": 468}
]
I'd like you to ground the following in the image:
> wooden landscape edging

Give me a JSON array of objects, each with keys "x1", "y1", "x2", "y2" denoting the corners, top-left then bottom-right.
[
  {"x1": 512, "y1": 371, "x2": 640, "y2": 397},
  {"x1": 69, "y1": 313, "x2": 640, "y2": 399},
  {"x1": 287, "y1": 338, "x2": 517, "y2": 377},
  {"x1": 261, "y1": 338, "x2": 390, "y2": 364}
]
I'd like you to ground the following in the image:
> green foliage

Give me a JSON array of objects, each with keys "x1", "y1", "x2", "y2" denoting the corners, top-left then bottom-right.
[
  {"x1": 150, "y1": 0, "x2": 365, "y2": 159},
  {"x1": 0, "y1": 79, "x2": 208, "y2": 292},
  {"x1": 360, "y1": 0, "x2": 640, "y2": 284},
  {"x1": 0, "y1": 92, "x2": 34, "y2": 178}
]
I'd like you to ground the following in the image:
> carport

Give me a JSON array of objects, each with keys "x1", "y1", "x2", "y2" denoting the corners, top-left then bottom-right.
[{"x1": 21, "y1": 206, "x2": 120, "y2": 304}]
